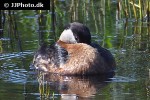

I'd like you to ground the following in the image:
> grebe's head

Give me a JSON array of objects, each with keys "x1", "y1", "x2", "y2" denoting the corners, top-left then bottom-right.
[{"x1": 59, "y1": 22, "x2": 91, "y2": 44}]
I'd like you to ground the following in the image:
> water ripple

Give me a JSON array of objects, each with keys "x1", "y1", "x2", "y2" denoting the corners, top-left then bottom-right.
[
  {"x1": 107, "y1": 76, "x2": 137, "y2": 82},
  {"x1": 0, "y1": 69, "x2": 28, "y2": 84},
  {"x1": 0, "y1": 51, "x2": 34, "y2": 60}
]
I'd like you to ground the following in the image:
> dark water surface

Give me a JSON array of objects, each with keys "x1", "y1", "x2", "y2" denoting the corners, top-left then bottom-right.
[{"x1": 0, "y1": 1, "x2": 150, "y2": 100}]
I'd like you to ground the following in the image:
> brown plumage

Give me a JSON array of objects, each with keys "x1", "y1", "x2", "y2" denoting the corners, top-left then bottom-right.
[
  {"x1": 52, "y1": 40, "x2": 109, "y2": 75},
  {"x1": 33, "y1": 40, "x2": 113, "y2": 75}
]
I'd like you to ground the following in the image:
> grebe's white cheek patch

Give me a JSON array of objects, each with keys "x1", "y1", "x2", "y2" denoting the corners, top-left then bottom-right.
[{"x1": 59, "y1": 29, "x2": 77, "y2": 43}]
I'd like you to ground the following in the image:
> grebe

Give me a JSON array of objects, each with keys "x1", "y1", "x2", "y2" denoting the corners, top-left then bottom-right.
[{"x1": 33, "y1": 22, "x2": 116, "y2": 75}]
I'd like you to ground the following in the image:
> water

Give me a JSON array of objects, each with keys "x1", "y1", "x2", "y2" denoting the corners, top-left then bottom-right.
[{"x1": 0, "y1": 1, "x2": 150, "y2": 100}]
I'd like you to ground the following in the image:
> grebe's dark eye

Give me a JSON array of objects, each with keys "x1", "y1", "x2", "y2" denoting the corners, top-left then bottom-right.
[
  {"x1": 75, "y1": 36, "x2": 78, "y2": 40},
  {"x1": 74, "y1": 35, "x2": 79, "y2": 42}
]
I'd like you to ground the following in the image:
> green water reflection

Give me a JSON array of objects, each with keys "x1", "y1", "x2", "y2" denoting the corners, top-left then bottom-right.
[{"x1": 0, "y1": 0, "x2": 150, "y2": 100}]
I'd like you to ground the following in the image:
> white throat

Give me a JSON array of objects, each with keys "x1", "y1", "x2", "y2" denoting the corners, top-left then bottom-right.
[{"x1": 59, "y1": 29, "x2": 77, "y2": 43}]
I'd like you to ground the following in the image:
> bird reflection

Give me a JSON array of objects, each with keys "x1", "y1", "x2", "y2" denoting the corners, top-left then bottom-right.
[{"x1": 37, "y1": 71, "x2": 114, "y2": 100}]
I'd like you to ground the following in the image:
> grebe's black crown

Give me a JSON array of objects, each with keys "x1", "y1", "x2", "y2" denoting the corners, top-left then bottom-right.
[{"x1": 64, "y1": 22, "x2": 91, "y2": 44}]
